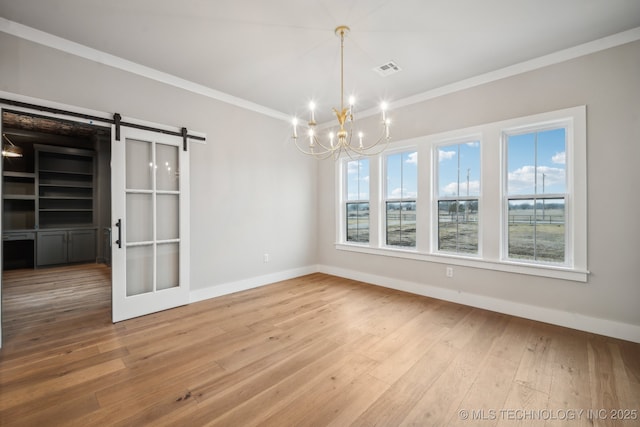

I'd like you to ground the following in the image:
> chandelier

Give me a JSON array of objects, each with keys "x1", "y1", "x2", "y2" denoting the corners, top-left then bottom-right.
[{"x1": 292, "y1": 25, "x2": 392, "y2": 160}]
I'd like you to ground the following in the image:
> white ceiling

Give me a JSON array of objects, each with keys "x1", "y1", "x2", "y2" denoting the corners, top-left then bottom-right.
[{"x1": 1, "y1": 0, "x2": 640, "y2": 123}]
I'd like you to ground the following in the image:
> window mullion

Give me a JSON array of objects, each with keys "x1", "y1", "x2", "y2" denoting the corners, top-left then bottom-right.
[{"x1": 533, "y1": 132, "x2": 538, "y2": 260}]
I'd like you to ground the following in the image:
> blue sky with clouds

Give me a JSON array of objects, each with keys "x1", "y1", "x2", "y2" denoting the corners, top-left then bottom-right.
[
  {"x1": 347, "y1": 127, "x2": 565, "y2": 202},
  {"x1": 438, "y1": 141, "x2": 480, "y2": 197},
  {"x1": 507, "y1": 128, "x2": 566, "y2": 195},
  {"x1": 386, "y1": 151, "x2": 417, "y2": 199},
  {"x1": 346, "y1": 158, "x2": 369, "y2": 200}
]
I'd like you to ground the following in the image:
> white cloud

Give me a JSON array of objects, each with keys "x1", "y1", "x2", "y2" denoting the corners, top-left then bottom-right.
[
  {"x1": 508, "y1": 165, "x2": 565, "y2": 193},
  {"x1": 439, "y1": 150, "x2": 456, "y2": 161},
  {"x1": 390, "y1": 187, "x2": 417, "y2": 199},
  {"x1": 390, "y1": 187, "x2": 403, "y2": 198},
  {"x1": 406, "y1": 152, "x2": 418, "y2": 164},
  {"x1": 540, "y1": 166, "x2": 564, "y2": 182},
  {"x1": 466, "y1": 141, "x2": 480, "y2": 147},
  {"x1": 552, "y1": 151, "x2": 566, "y2": 164},
  {"x1": 442, "y1": 180, "x2": 480, "y2": 196},
  {"x1": 347, "y1": 160, "x2": 367, "y2": 175},
  {"x1": 347, "y1": 161, "x2": 359, "y2": 175},
  {"x1": 508, "y1": 165, "x2": 536, "y2": 185}
]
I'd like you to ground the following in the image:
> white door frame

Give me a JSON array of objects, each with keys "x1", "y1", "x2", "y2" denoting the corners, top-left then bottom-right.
[{"x1": 0, "y1": 101, "x2": 104, "y2": 348}]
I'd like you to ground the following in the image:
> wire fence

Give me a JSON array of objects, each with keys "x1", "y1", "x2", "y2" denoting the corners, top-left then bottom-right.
[{"x1": 508, "y1": 215, "x2": 564, "y2": 225}]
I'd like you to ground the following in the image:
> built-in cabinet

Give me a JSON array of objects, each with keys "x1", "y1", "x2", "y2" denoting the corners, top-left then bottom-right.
[
  {"x1": 2, "y1": 144, "x2": 97, "y2": 268},
  {"x1": 36, "y1": 229, "x2": 96, "y2": 266}
]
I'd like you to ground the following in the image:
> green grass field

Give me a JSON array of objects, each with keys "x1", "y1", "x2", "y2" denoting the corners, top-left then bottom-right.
[
  {"x1": 347, "y1": 207, "x2": 565, "y2": 262},
  {"x1": 508, "y1": 223, "x2": 565, "y2": 262}
]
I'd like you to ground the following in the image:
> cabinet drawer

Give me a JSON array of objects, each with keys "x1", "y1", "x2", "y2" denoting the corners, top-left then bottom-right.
[{"x1": 3, "y1": 232, "x2": 36, "y2": 241}]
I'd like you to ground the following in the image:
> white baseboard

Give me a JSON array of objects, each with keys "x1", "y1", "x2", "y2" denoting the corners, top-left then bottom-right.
[
  {"x1": 317, "y1": 264, "x2": 640, "y2": 344},
  {"x1": 187, "y1": 263, "x2": 640, "y2": 343},
  {"x1": 189, "y1": 265, "x2": 318, "y2": 303}
]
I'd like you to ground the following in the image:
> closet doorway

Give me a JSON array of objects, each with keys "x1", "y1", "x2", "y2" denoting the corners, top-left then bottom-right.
[{"x1": 1, "y1": 110, "x2": 112, "y2": 347}]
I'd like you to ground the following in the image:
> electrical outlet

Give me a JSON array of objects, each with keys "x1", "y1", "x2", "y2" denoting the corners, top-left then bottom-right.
[
  {"x1": 446, "y1": 266, "x2": 453, "y2": 278},
  {"x1": 263, "y1": 253, "x2": 269, "y2": 263}
]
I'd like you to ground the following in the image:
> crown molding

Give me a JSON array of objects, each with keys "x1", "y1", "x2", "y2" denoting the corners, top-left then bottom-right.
[
  {"x1": 2, "y1": 18, "x2": 639, "y2": 124},
  {"x1": 354, "y1": 26, "x2": 640, "y2": 121},
  {"x1": 0, "y1": 17, "x2": 290, "y2": 122}
]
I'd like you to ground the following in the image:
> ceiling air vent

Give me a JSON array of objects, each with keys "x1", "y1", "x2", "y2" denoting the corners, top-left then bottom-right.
[{"x1": 373, "y1": 61, "x2": 402, "y2": 77}]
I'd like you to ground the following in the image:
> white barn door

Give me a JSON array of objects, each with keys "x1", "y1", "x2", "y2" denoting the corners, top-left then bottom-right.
[{"x1": 111, "y1": 126, "x2": 189, "y2": 322}]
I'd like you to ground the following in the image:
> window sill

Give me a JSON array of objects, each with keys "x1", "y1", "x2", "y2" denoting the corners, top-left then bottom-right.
[{"x1": 335, "y1": 243, "x2": 589, "y2": 282}]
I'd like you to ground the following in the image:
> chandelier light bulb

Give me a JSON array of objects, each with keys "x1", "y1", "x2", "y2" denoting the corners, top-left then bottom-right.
[
  {"x1": 348, "y1": 96, "x2": 355, "y2": 106},
  {"x1": 309, "y1": 101, "x2": 316, "y2": 124},
  {"x1": 381, "y1": 101, "x2": 388, "y2": 121}
]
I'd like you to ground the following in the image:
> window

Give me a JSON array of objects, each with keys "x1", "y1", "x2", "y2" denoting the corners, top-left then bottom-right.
[
  {"x1": 384, "y1": 151, "x2": 417, "y2": 247},
  {"x1": 336, "y1": 106, "x2": 586, "y2": 282},
  {"x1": 505, "y1": 127, "x2": 567, "y2": 264},
  {"x1": 436, "y1": 140, "x2": 480, "y2": 254},
  {"x1": 345, "y1": 158, "x2": 370, "y2": 243}
]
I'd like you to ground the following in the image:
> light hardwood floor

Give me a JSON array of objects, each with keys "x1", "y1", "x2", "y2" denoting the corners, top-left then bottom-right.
[{"x1": 1, "y1": 264, "x2": 639, "y2": 426}]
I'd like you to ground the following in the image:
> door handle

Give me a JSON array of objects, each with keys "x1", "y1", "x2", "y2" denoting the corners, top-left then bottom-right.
[{"x1": 115, "y1": 219, "x2": 122, "y2": 249}]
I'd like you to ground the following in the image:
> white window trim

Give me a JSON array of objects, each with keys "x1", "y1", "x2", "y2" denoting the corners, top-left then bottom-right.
[
  {"x1": 336, "y1": 106, "x2": 588, "y2": 282},
  {"x1": 501, "y1": 121, "x2": 572, "y2": 267},
  {"x1": 382, "y1": 147, "x2": 418, "y2": 249},
  {"x1": 338, "y1": 157, "x2": 372, "y2": 245},
  {"x1": 433, "y1": 135, "x2": 483, "y2": 258}
]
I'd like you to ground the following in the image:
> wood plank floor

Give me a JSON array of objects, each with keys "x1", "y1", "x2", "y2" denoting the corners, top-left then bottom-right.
[{"x1": 1, "y1": 265, "x2": 639, "y2": 426}]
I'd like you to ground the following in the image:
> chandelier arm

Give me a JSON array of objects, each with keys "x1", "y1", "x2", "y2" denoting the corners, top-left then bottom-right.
[
  {"x1": 347, "y1": 135, "x2": 392, "y2": 156},
  {"x1": 293, "y1": 137, "x2": 327, "y2": 155},
  {"x1": 293, "y1": 142, "x2": 335, "y2": 160},
  {"x1": 312, "y1": 146, "x2": 339, "y2": 160},
  {"x1": 313, "y1": 151, "x2": 335, "y2": 160},
  {"x1": 293, "y1": 135, "x2": 342, "y2": 159},
  {"x1": 313, "y1": 137, "x2": 337, "y2": 153}
]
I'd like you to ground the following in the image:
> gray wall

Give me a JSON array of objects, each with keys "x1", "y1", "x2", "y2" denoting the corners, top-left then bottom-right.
[
  {"x1": 1, "y1": 31, "x2": 638, "y2": 337},
  {"x1": 0, "y1": 32, "x2": 318, "y2": 292},
  {"x1": 317, "y1": 40, "x2": 640, "y2": 329}
]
